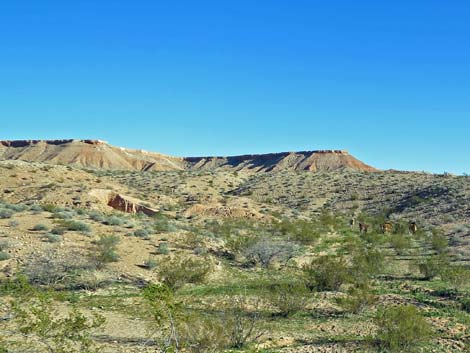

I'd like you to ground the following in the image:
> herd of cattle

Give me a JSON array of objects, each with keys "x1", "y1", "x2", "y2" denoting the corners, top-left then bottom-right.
[{"x1": 350, "y1": 219, "x2": 418, "y2": 234}]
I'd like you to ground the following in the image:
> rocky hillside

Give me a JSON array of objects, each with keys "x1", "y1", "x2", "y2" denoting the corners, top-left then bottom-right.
[{"x1": 0, "y1": 140, "x2": 377, "y2": 173}]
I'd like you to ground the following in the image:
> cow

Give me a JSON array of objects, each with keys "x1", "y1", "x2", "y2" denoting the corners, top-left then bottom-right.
[
  {"x1": 381, "y1": 222, "x2": 393, "y2": 234},
  {"x1": 359, "y1": 223, "x2": 369, "y2": 233},
  {"x1": 409, "y1": 222, "x2": 418, "y2": 234}
]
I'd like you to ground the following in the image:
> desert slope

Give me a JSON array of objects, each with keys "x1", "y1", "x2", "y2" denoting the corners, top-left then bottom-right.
[{"x1": 0, "y1": 139, "x2": 378, "y2": 172}]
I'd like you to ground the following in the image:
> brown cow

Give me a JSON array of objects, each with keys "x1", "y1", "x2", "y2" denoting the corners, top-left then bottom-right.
[
  {"x1": 381, "y1": 222, "x2": 393, "y2": 234},
  {"x1": 359, "y1": 223, "x2": 369, "y2": 233},
  {"x1": 409, "y1": 222, "x2": 418, "y2": 234}
]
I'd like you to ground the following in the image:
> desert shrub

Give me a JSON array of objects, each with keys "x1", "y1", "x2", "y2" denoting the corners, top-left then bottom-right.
[
  {"x1": 5, "y1": 289, "x2": 104, "y2": 353},
  {"x1": 59, "y1": 220, "x2": 91, "y2": 233},
  {"x1": 32, "y1": 223, "x2": 49, "y2": 231},
  {"x1": 22, "y1": 250, "x2": 94, "y2": 287},
  {"x1": 273, "y1": 219, "x2": 320, "y2": 245},
  {"x1": 375, "y1": 305, "x2": 433, "y2": 351},
  {"x1": 41, "y1": 204, "x2": 59, "y2": 213},
  {"x1": 178, "y1": 314, "x2": 229, "y2": 353},
  {"x1": 223, "y1": 295, "x2": 263, "y2": 348},
  {"x1": 390, "y1": 233, "x2": 412, "y2": 255},
  {"x1": 88, "y1": 211, "x2": 105, "y2": 222},
  {"x1": 416, "y1": 255, "x2": 449, "y2": 280},
  {"x1": 348, "y1": 244, "x2": 385, "y2": 282},
  {"x1": 0, "y1": 251, "x2": 10, "y2": 261},
  {"x1": 51, "y1": 226, "x2": 66, "y2": 235},
  {"x1": 428, "y1": 230, "x2": 448, "y2": 254},
  {"x1": 0, "y1": 208, "x2": 14, "y2": 219},
  {"x1": 28, "y1": 204, "x2": 43, "y2": 212},
  {"x1": 52, "y1": 211, "x2": 75, "y2": 219},
  {"x1": 157, "y1": 242, "x2": 170, "y2": 255},
  {"x1": 8, "y1": 220, "x2": 19, "y2": 227},
  {"x1": 46, "y1": 232, "x2": 63, "y2": 242},
  {"x1": 336, "y1": 284, "x2": 377, "y2": 313},
  {"x1": 440, "y1": 265, "x2": 470, "y2": 290},
  {"x1": 5, "y1": 203, "x2": 27, "y2": 212},
  {"x1": 268, "y1": 280, "x2": 309, "y2": 317},
  {"x1": 134, "y1": 228, "x2": 151, "y2": 238},
  {"x1": 303, "y1": 255, "x2": 350, "y2": 291},
  {"x1": 43, "y1": 233, "x2": 62, "y2": 243},
  {"x1": 143, "y1": 257, "x2": 158, "y2": 269},
  {"x1": 242, "y1": 238, "x2": 299, "y2": 268},
  {"x1": 0, "y1": 240, "x2": 10, "y2": 251},
  {"x1": 154, "y1": 215, "x2": 177, "y2": 233},
  {"x1": 460, "y1": 298, "x2": 470, "y2": 313},
  {"x1": 157, "y1": 256, "x2": 212, "y2": 290},
  {"x1": 94, "y1": 234, "x2": 120, "y2": 264},
  {"x1": 104, "y1": 215, "x2": 124, "y2": 226}
]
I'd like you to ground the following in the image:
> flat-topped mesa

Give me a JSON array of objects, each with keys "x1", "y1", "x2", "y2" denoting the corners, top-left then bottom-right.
[
  {"x1": 314, "y1": 150, "x2": 348, "y2": 154},
  {"x1": 0, "y1": 139, "x2": 107, "y2": 147},
  {"x1": 0, "y1": 139, "x2": 375, "y2": 172}
]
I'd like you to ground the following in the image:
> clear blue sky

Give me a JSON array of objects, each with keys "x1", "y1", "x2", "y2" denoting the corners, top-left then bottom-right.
[{"x1": 1, "y1": 1, "x2": 469, "y2": 173}]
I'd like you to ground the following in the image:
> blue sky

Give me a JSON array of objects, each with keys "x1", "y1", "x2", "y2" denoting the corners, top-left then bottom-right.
[{"x1": 1, "y1": 1, "x2": 469, "y2": 173}]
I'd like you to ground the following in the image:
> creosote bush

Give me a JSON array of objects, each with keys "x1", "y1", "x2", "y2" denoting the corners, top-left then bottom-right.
[
  {"x1": 336, "y1": 284, "x2": 377, "y2": 313},
  {"x1": 32, "y1": 223, "x2": 49, "y2": 231},
  {"x1": 58, "y1": 219, "x2": 91, "y2": 233},
  {"x1": 157, "y1": 256, "x2": 212, "y2": 290},
  {"x1": 375, "y1": 305, "x2": 433, "y2": 351},
  {"x1": 268, "y1": 280, "x2": 309, "y2": 317},
  {"x1": 94, "y1": 234, "x2": 120, "y2": 264},
  {"x1": 303, "y1": 255, "x2": 350, "y2": 291}
]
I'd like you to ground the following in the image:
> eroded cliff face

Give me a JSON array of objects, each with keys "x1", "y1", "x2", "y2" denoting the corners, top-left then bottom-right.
[
  {"x1": 0, "y1": 140, "x2": 377, "y2": 172},
  {"x1": 0, "y1": 139, "x2": 107, "y2": 147}
]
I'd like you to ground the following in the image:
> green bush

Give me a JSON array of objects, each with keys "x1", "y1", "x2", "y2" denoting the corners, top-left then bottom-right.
[
  {"x1": 104, "y1": 215, "x2": 124, "y2": 226},
  {"x1": 32, "y1": 223, "x2": 49, "y2": 231},
  {"x1": 43, "y1": 233, "x2": 62, "y2": 243},
  {"x1": 460, "y1": 298, "x2": 470, "y2": 313},
  {"x1": 268, "y1": 280, "x2": 308, "y2": 317},
  {"x1": 94, "y1": 235, "x2": 120, "y2": 264},
  {"x1": 51, "y1": 227, "x2": 66, "y2": 235},
  {"x1": 428, "y1": 231, "x2": 448, "y2": 254},
  {"x1": 440, "y1": 265, "x2": 470, "y2": 290},
  {"x1": 58, "y1": 220, "x2": 91, "y2": 233},
  {"x1": 349, "y1": 245, "x2": 385, "y2": 283},
  {"x1": 157, "y1": 242, "x2": 170, "y2": 255},
  {"x1": 157, "y1": 256, "x2": 212, "y2": 290},
  {"x1": 303, "y1": 255, "x2": 350, "y2": 291},
  {"x1": 143, "y1": 257, "x2": 158, "y2": 269},
  {"x1": 389, "y1": 233, "x2": 412, "y2": 255},
  {"x1": 375, "y1": 305, "x2": 433, "y2": 351},
  {"x1": 416, "y1": 255, "x2": 449, "y2": 280},
  {"x1": 0, "y1": 251, "x2": 10, "y2": 261},
  {"x1": 336, "y1": 285, "x2": 377, "y2": 313},
  {"x1": 0, "y1": 209, "x2": 14, "y2": 219},
  {"x1": 133, "y1": 228, "x2": 150, "y2": 238}
]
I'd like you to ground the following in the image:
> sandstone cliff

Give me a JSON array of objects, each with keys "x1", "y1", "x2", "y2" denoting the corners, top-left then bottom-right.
[{"x1": 0, "y1": 140, "x2": 377, "y2": 173}]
